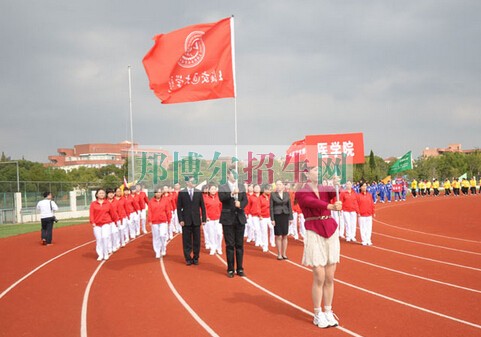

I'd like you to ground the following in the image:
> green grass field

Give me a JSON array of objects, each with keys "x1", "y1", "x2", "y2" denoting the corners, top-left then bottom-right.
[{"x1": 0, "y1": 218, "x2": 89, "y2": 239}]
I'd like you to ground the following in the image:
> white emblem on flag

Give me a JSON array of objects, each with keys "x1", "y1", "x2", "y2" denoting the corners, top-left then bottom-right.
[{"x1": 178, "y1": 31, "x2": 206, "y2": 68}]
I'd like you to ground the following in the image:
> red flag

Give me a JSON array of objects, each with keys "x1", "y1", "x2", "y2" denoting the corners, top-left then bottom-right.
[{"x1": 143, "y1": 17, "x2": 236, "y2": 104}]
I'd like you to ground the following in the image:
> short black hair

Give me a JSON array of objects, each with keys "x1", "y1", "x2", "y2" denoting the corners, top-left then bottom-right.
[{"x1": 43, "y1": 191, "x2": 51, "y2": 198}]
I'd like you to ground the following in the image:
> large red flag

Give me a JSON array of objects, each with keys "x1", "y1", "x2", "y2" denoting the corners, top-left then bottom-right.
[{"x1": 143, "y1": 17, "x2": 236, "y2": 104}]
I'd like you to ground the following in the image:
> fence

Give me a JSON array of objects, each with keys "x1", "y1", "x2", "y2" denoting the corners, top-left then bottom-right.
[{"x1": 0, "y1": 181, "x2": 99, "y2": 224}]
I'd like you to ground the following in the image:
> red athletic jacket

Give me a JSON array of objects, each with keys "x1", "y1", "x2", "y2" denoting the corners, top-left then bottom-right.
[
  {"x1": 134, "y1": 191, "x2": 149, "y2": 209},
  {"x1": 114, "y1": 196, "x2": 127, "y2": 219},
  {"x1": 203, "y1": 193, "x2": 222, "y2": 221},
  {"x1": 357, "y1": 192, "x2": 375, "y2": 216},
  {"x1": 248, "y1": 194, "x2": 261, "y2": 217},
  {"x1": 124, "y1": 195, "x2": 140, "y2": 215},
  {"x1": 260, "y1": 194, "x2": 271, "y2": 218},
  {"x1": 107, "y1": 198, "x2": 120, "y2": 223},
  {"x1": 90, "y1": 200, "x2": 115, "y2": 226},
  {"x1": 340, "y1": 190, "x2": 360, "y2": 213},
  {"x1": 147, "y1": 196, "x2": 172, "y2": 224}
]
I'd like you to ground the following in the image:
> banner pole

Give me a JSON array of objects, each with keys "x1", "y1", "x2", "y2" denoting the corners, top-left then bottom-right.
[
  {"x1": 128, "y1": 65, "x2": 135, "y2": 182},
  {"x1": 230, "y1": 16, "x2": 239, "y2": 177}
]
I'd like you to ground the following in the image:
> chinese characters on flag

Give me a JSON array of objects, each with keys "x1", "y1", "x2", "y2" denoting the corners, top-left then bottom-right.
[{"x1": 143, "y1": 17, "x2": 236, "y2": 104}]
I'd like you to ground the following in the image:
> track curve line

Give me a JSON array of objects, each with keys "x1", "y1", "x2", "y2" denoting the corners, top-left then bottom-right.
[{"x1": 0, "y1": 239, "x2": 95, "y2": 300}]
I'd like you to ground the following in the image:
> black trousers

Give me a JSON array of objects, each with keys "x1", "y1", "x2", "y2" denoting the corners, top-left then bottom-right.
[
  {"x1": 41, "y1": 217, "x2": 55, "y2": 244},
  {"x1": 182, "y1": 225, "x2": 201, "y2": 262},
  {"x1": 223, "y1": 218, "x2": 245, "y2": 273}
]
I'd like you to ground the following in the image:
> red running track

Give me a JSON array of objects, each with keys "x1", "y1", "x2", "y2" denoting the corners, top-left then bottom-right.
[{"x1": 1, "y1": 195, "x2": 481, "y2": 336}]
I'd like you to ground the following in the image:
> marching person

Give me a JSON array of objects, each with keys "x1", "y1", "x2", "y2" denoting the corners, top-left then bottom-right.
[
  {"x1": 203, "y1": 184, "x2": 223, "y2": 255},
  {"x1": 148, "y1": 187, "x2": 172, "y2": 258},
  {"x1": 134, "y1": 184, "x2": 150, "y2": 234},
  {"x1": 90, "y1": 189, "x2": 116, "y2": 261},
  {"x1": 201, "y1": 185, "x2": 213, "y2": 251},
  {"x1": 177, "y1": 177, "x2": 206, "y2": 266},
  {"x1": 248, "y1": 185, "x2": 262, "y2": 247},
  {"x1": 270, "y1": 180, "x2": 293, "y2": 260},
  {"x1": 106, "y1": 189, "x2": 120, "y2": 253},
  {"x1": 443, "y1": 178, "x2": 451, "y2": 196},
  {"x1": 123, "y1": 187, "x2": 140, "y2": 239},
  {"x1": 411, "y1": 179, "x2": 418, "y2": 198},
  {"x1": 295, "y1": 164, "x2": 342, "y2": 328},
  {"x1": 219, "y1": 168, "x2": 248, "y2": 278},
  {"x1": 259, "y1": 184, "x2": 274, "y2": 252},
  {"x1": 114, "y1": 187, "x2": 129, "y2": 247},
  {"x1": 357, "y1": 182, "x2": 375, "y2": 246},
  {"x1": 432, "y1": 179, "x2": 440, "y2": 197},
  {"x1": 341, "y1": 181, "x2": 359, "y2": 242},
  {"x1": 36, "y1": 191, "x2": 59, "y2": 246}
]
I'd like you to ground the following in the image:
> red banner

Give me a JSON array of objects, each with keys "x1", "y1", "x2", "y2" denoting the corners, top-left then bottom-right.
[
  {"x1": 143, "y1": 17, "x2": 235, "y2": 104},
  {"x1": 287, "y1": 132, "x2": 365, "y2": 165}
]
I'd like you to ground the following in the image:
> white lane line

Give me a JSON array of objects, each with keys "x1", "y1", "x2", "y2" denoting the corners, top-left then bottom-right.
[
  {"x1": 80, "y1": 261, "x2": 105, "y2": 337},
  {"x1": 371, "y1": 245, "x2": 481, "y2": 272},
  {"x1": 214, "y1": 255, "x2": 364, "y2": 337},
  {"x1": 0, "y1": 240, "x2": 96, "y2": 300},
  {"x1": 80, "y1": 233, "x2": 147, "y2": 337},
  {"x1": 373, "y1": 231, "x2": 481, "y2": 256},
  {"x1": 374, "y1": 218, "x2": 481, "y2": 244},
  {"x1": 281, "y1": 255, "x2": 481, "y2": 330},
  {"x1": 159, "y1": 235, "x2": 220, "y2": 337},
  {"x1": 341, "y1": 254, "x2": 481, "y2": 294}
]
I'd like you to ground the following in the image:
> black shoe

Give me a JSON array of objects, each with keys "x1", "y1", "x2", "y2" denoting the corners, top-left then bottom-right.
[
  {"x1": 282, "y1": 256, "x2": 288, "y2": 260},
  {"x1": 227, "y1": 271, "x2": 234, "y2": 278},
  {"x1": 193, "y1": 259, "x2": 199, "y2": 265},
  {"x1": 186, "y1": 260, "x2": 193, "y2": 266},
  {"x1": 236, "y1": 270, "x2": 246, "y2": 277}
]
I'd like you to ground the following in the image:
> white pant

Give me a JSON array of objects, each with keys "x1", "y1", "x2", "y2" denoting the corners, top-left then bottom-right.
[
  {"x1": 110, "y1": 222, "x2": 120, "y2": 251},
  {"x1": 289, "y1": 213, "x2": 299, "y2": 239},
  {"x1": 152, "y1": 223, "x2": 168, "y2": 257},
  {"x1": 251, "y1": 216, "x2": 261, "y2": 246},
  {"x1": 93, "y1": 224, "x2": 111, "y2": 259},
  {"x1": 296, "y1": 212, "x2": 306, "y2": 238},
  {"x1": 129, "y1": 212, "x2": 139, "y2": 238},
  {"x1": 259, "y1": 217, "x2": 272, "y2": 251},
  {"x1": 343, "y1": 211, "x2": 357, "y2": 240},
  {"x1": 359, "y1": 216, "x2": 373, "y2": 245},
  {"x1": 118, "y1": 218, "x2": 128, "y2": 245},
  {"x1": 331, "y1": 210, "x2": 344, "y2": 237},
  {"x1": 205, "y1": 220, "x2": 223, "y2": 253},
  {"x1": 140, "y1": 209, "x2": 147, "y2": 232},
  {"x1": 245, "y1": 215, "x2": 252, "y2": 239}
]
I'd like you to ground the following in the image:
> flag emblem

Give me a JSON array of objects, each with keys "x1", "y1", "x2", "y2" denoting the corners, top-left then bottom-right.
[{"x1": 178, "y1": 31, "x2": 206, "y2": 68}]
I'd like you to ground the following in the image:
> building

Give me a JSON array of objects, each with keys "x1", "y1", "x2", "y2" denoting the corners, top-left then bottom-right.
[
  {"x1": 46, "y1": 141, "x2": 137, "y2": 171},
  {"x1": 422, "y1": 144, "x2": 478, "y2": 158}
]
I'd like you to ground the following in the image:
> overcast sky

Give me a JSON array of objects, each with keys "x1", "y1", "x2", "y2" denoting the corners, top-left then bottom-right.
[{"x1": 1, "y1": 0, "x2": 480, "y2": 163}]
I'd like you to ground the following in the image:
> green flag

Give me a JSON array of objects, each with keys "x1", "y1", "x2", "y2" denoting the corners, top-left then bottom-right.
[
  {"x1": 388, "y1": 151, "x2": 413, "y2": 175},
  {"x1": 458, "y1": 173, "x2": 467, "y2": 182}
]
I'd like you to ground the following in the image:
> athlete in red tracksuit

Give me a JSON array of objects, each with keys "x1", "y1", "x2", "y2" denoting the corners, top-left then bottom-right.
[
  {"x1": 247, "y1": 186, "x2": 262, "y2": 246},
  {"x1": 203, "y1": 185, "x2": 223, "y2": 255},
  {"x1": 90, "y1": 189, "x2": 117, "y2": 261},
  {"x1": 147, "y1": 188, "x2": 172, "y2": 258},
  {"x1": 259, "y1": 187, "x2": 274, "y2": 251},
  {"x1": 340, "y1": 182, "x2": 360, "y2": 242},
  {"x1": 356, "y1": 182, "x2": 375, "y2": 246},
  {"x1": 134, "y1": 184, "x2": 150, "y2": 234},
  {"x1": 114, "y1": 187, "x2": 129, "y2": 246}
]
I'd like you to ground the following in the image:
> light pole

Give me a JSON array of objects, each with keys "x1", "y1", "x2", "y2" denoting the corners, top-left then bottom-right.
[{"x1": 0, "y1": 161, "x2": 20, "y2": 192}]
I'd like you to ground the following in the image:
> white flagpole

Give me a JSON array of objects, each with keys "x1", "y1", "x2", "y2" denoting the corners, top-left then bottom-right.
[
  {"x1": 128, "y1": 65, "x2": 135, "y2": 182},
  {"x1": 230, "y1": 16, "x2": 239, "y2": 177}
]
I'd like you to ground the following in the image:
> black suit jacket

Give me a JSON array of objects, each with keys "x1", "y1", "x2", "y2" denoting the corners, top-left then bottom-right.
[
  {"x1": 177, "y1": 188, "x2": 206, "y2": 226},
  {"x1": 270, "y1": 192, "x2": 294, "y2": 221},
  {"x1": 218, "y1": 182, "x2": 247, "y2": 226}
]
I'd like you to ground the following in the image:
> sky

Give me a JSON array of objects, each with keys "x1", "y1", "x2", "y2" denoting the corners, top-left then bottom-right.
[{"x1": 1, "y1": 0, "x2": 480, "y2": 163}]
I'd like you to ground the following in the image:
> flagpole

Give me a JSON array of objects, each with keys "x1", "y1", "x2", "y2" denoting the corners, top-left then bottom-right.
[
  {"x1": 128, "y1": 65, "x2": 135, "y2": 183},
  {"x1": 230, "y1": 16, "x2": 238, "y2": 176}
]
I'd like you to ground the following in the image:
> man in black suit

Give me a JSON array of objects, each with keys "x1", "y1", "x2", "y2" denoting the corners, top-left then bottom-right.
[
  {"x1": 177, "y1": 177, "x2": 206, "y2": 265},
  {"x1": 218, "y1": 169, "x2": 248, "y2": 278}
]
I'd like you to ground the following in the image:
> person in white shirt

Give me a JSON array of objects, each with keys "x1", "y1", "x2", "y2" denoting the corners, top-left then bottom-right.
[{"x1": 36, "y1": 191, "x2": 59, "y2": 245}]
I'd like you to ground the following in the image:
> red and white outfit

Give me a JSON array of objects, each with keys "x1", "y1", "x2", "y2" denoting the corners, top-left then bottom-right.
[
  {"x1": 289, "y1": 191, "x2": 303, "y2": 239},
  {"x1": 248, "y1": 194, "x2": 261, "y2": 246},
  {"x1": 108, "y1": 198, "x2": 121, "y2": 252},
  {"x1": 203, "y1": 192, "x2": 223, "y2": 255},
  {"x1": 124, "y1": 194, "x2": 140, "y2": 239},
  {"x1": 169, "y1": 191, "x2": 181, "y2": 238},
  {"x1": 340, "y1": 190, "x2": 360, "y2": 241},
  {"x1": 357, "y1": 191, "x2": 375, "y2": 246},
  {"x1": 135, "y1": 190, "x2": 150, "y2": 234},
  {"x1": 148, "y1": 196, "x2": 172, "y2": 258},
  {"x1": 115, "y1": 196, "x2": 129, "y2": 246},
  {"x1": 259, "y1": 193, "x2": 274, "y2": 251},
  {"x1": 244, "y1": 192, "x2": 253, "y2": 239},
  {"x1": 90, "y1": 200, "x2": 116, "y2": 261}
]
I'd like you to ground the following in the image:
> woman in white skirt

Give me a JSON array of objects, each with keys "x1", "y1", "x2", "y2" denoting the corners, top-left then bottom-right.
[
  {"x1": 90, "y1": 189, "x2": 117, "y2": 261},
  {"x1": 295, "y1": 165, "x2": 342, "y2": 329},
  {"x1": 147, "y1": 187, "x2": 172, "y2": 258}
]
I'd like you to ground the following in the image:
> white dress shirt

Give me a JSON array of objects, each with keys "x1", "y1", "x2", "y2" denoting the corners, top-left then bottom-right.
[{"x1": 36, "y1": 199, "x2": 59, "y2": 219}]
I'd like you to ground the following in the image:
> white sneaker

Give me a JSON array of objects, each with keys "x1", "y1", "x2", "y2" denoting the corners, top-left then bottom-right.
[
  {"x1": 161, "y1": 250, "x2": 166, "y2": 256},
  {"x1": 97, "y1": 256, "x2": 103, "y2": 261},
  {"x1": 216, "y1": 250, "x2": 222, "y2": 255},
  {"x1": 324, "y1": 311, "x2": 339, "y2": 327},
  {"x1": 209, "y1": 249, "x2": 215, "y2": 255},
  {"x1": 313, "y1": 312, "x2": 329, "y2": 328},
  {"x1": 104, "y1": 255, "x2": 109, "y2": 261},
  {"x1": 155, "y1": 253, "x2": 161, "y2": 259}
]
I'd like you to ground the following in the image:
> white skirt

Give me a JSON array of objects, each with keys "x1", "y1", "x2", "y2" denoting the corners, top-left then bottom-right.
[{"x1": 302, "y1": 229, "x2": 340, "y2": 267}]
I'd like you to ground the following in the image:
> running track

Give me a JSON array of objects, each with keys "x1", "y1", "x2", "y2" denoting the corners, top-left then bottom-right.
[{"x1": 1, "y1": 195, "x2": 480, "y2": 336}]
